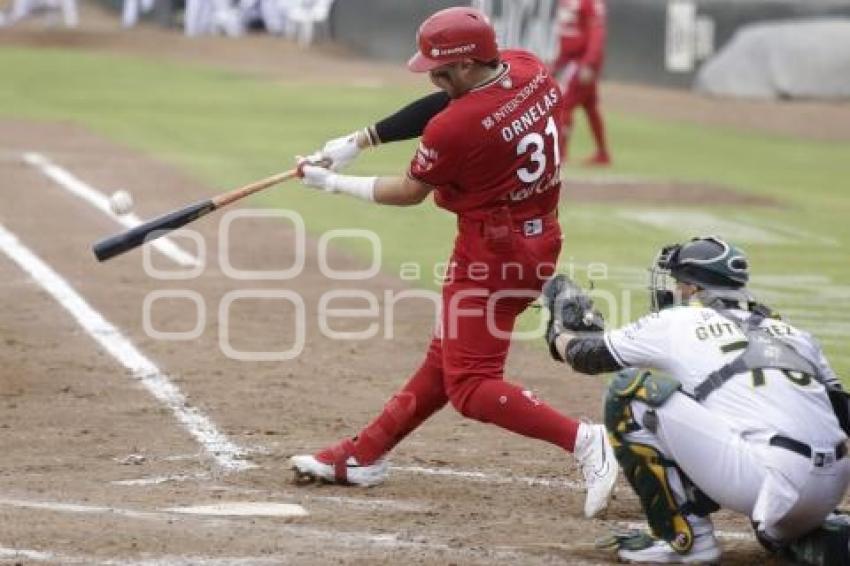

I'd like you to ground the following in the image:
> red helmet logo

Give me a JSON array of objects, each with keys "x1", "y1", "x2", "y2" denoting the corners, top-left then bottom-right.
[{"x1": 408, "y1": 7, "x2": 499, "y2": 73}]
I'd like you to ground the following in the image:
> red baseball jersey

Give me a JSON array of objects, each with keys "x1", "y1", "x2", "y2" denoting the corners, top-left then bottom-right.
[
  {"x1": 554, "y1": 0, "x2": 606, "y2": 70},
  {"x1": 409, "y1": 50, "x2": 564, "y2": 221}
]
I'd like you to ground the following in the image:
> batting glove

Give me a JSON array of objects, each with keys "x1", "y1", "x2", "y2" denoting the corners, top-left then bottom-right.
[
  {"x1": 319, "y1": 132, "x2": 363, "y2": 171},
  {"x1": 299, "y1": 164, "x2": 377, "y2": 202},
  {"x1": 300, "y1": 164, "x2": 338, "y2": 193}
]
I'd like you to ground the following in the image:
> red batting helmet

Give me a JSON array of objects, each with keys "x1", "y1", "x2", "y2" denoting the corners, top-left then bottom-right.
[{"x1": 407, "y1": 7, "x2": 499, "y2": 73}]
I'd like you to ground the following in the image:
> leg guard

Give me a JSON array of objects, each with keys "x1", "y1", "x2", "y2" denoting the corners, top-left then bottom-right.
[{"x1": 604, "y1": 369, "x2": 699, "y2": 554}]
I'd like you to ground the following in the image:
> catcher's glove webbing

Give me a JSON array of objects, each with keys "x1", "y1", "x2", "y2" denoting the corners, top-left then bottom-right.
[{"x1": 541, "y1": 274, "x2": 605, "y2": 362}]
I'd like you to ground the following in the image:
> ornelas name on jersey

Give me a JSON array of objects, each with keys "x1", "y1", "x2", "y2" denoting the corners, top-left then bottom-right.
[{"x1": 499, "y1": 87, "x2": 562, "y2": 143}]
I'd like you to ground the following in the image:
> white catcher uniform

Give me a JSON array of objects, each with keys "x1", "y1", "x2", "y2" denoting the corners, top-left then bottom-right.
[{"x1": 604, "y1": 303, "x2": 850, "y2": 541}]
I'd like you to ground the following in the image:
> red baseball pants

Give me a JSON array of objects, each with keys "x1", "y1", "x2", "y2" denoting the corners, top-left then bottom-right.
[{"x1": 351, "y1": 216, "x2": 580, "y2": 465}]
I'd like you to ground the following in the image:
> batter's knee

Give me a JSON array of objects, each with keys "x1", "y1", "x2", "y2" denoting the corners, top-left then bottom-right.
[{"x1": 445, "y1": 375, "x2": 485, "y2": 420}]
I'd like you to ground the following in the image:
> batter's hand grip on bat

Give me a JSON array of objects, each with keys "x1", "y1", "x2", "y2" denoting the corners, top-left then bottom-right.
[{"x1": 92, "y1": 199, "x2": 215, "y2": 262}]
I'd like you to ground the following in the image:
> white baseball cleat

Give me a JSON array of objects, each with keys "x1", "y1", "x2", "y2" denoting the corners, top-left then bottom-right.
[
  {"x1": 617, "y1": 531, "x2": 722, "y2": 564},
  {"x1": 574, "y1": 422, "x2": 619, "y2": 518},
  {"x1": 290, "y1": 439, "x2": 388, "y2": 487}
]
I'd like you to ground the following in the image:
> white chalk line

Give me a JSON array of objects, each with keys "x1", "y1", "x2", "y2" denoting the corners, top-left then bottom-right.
[
  {"x1": 304, "y1": 493, "x2": 429, "y2": 513},
  {"x1": 0, "y1": 544, "x2": 285, "y2": 565},
  {"x1": 22, "y1": 152, "x2": 200, "y2": 267},
  {"x1": 617, "y1": 210, "x2": 790, "y2": 245},
  {"x1": 393, "y1": 464, "x2": 586, "y2": 491},
  {"x1": 202, "y1": 481, "x2": 434, "y2": 513},
  {"x1": 165, "y1": 502, "x2": 308, "y2": 518},
  {"x1": 0, "y1": 540, "x2": 529, "y2": 566},
  {"x1": 0, "y1": 496, "x2": 752, "y2": 561},
  {"x1": 0, "y1": 547, "x2": 55, "y2": 562},
  {"x1": 0, "y1": 548, "x2": 606, "y2": 566},
  {"x1": 111, "y1": 472, "x2": 212, "y2": 486},
  {"x1": 111, "y1": 474, "x2": 432, "y2": 513},
  {"x1": 164, "y1": 451, "x2": 210, "y2": 462},
  {"x1": 208, "y1": 485, "x2": 434, "y2": 513},
  {"x1": 0, "y1": 222, "x2": 252, "y2": 472},
  {"x1": 615, "y1": 209, "x2": 838, "y2": 247},
  {"x1": 0, "y1": 497, "x2": 172, "y2": 522},
  {"x1": 110, "y1": 462, "x2": 587, "y2": 493},
  {"x1": 0, "y1": 496, "x2": 535, "y2": 563}
]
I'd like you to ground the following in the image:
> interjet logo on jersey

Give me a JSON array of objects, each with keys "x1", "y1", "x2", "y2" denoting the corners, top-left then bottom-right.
[{"x1": 430, "y1": 43, "x2": 477, "y2": 58}]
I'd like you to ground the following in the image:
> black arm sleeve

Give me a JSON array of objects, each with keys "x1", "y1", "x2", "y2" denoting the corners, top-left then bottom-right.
[
  {"x1": 371, "y1": 91, "x2": 451, "y2": 144},
  {"x1": 564, "y1": 336, "x2": 624, "y2": 375}
]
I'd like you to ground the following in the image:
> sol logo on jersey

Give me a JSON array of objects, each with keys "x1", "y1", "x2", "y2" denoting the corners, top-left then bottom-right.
[{"x1": 509, "y1": 172, "x2": 559, "y2": 202}]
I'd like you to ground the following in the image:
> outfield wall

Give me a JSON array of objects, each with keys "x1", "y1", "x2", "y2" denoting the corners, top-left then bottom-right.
[
  {"x1": 328, "y1": 0, "x2": 461, "y2": 62},
  {"x1": 330, "y1": 0, "x2": 850, "y2": 90},
  {"x1": 608, "y1": 0, "x2": 850, "y2": 88}
]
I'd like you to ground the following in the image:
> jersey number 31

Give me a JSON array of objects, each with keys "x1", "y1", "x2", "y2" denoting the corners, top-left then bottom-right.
[{"x1": 516, "y1": 116, "x2": 561, "y2": 184}]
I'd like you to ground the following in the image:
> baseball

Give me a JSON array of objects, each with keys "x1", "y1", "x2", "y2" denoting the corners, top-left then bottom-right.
[{"x1": 109, "y1": 190, "x2": 134, "y2": 215}]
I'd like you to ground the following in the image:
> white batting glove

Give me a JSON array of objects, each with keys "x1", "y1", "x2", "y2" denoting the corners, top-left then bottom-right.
[
  {"x1": 300, "y1": 164, "x2": 338, "y2": 193},
  {"x1": 299, "y1": 162, "x2": 377, "y2": 202},
  {"x1": 319, "y1": 132, "x2": 363, "y2": 171}
]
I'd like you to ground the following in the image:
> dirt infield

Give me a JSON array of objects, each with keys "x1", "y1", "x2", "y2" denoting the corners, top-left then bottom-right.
[
  {"x1": 562, "y1": 177, "x2": 779, "y2": 207},
  {"x1": 0, "y1": 5, "x2": 845, "y2": 564}
]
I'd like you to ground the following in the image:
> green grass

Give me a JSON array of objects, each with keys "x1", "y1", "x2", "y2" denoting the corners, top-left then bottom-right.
[
  {"x1": 574, "y1": 113, "x2": 850, "y2": 210},
  {"x1": 1, "y1": 47, "x2": 848, "y2": 375}
]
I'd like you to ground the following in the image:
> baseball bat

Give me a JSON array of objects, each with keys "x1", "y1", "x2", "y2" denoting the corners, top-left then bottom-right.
[{"x1": 92, "y1": 168, "x2": 299, "y2": 262}]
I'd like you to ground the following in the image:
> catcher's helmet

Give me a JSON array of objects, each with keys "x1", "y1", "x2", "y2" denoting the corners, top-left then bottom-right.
[
  {"x1": 650, "y1": 236, "x2": 749, "y2": 310},
  {"x1": 408, "y1": 7, "x2": 499, "y2": 73}
]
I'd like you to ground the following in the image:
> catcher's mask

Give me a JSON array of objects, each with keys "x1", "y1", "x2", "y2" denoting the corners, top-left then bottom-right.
[{"x1": 649, "y1": 236, "x2": 749, "y2": 311}]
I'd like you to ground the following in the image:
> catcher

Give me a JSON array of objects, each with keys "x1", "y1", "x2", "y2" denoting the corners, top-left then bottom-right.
[{"x1": 542, "y1": 236, "x2": 850, "y2": 564}]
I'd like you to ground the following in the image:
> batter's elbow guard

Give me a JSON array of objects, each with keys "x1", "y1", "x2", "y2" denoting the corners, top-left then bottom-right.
[{"x1": 373, "y1": 91, "x2": 450, "y2": 143}]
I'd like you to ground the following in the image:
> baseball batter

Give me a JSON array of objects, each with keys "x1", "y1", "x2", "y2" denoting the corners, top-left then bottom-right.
[
  {"x1": 543, "y1": 236, "x2": 850, "y2": 563},
  {"x1": 290, "y1": 7, "x2": 619, "y2": 519},
  {"x1": 552, "y1": 0, "x2": 611, "y2": 165}
]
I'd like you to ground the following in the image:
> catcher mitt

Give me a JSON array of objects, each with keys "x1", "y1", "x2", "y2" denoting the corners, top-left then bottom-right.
[{"x1": 541, "y1": 274, "x2": 605, "y2": 361}]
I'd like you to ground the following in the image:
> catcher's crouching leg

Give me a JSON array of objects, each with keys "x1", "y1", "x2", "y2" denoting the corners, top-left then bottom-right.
[{"x1": 604, "y1": 369, "x2": 720, "y2": 554}]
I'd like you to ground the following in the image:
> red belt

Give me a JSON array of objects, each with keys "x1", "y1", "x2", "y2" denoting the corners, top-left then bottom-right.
[{"x1": 458, "y1": 208, "x2": 558, "y2": 238}]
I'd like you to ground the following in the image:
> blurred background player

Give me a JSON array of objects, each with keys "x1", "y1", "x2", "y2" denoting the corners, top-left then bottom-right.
[
  {"x1": 289, "y1": 6, "x2": 618, "y2": 520},
  {"x1": 551, "y1": 0, "x2": 611, "y2": 166},
  {"x1": 4, "y1": 0, "x2": 78, "y2": 27}
]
